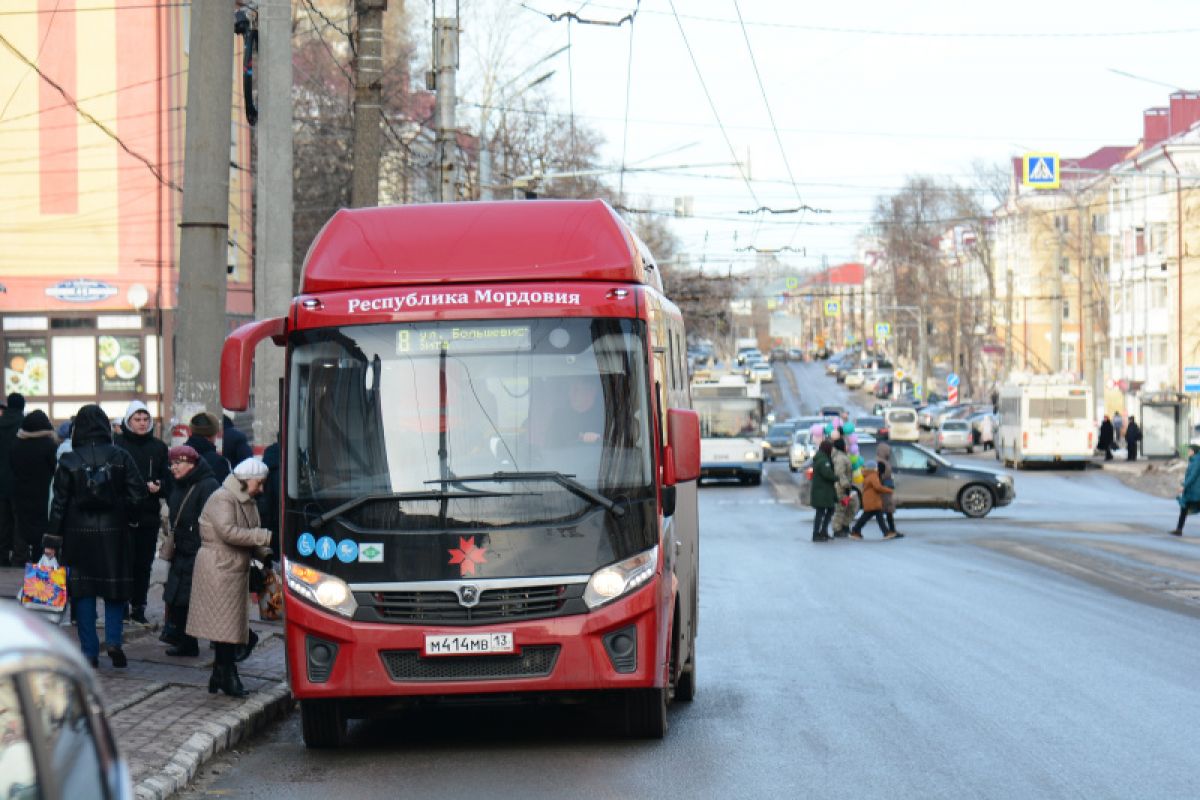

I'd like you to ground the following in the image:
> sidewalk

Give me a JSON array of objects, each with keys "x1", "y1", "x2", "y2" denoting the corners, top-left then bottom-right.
[
  {"x1": 1092, "y1": 451, "x2": 1187, "y2": 500},
  {"x1": 0, "y1": 564, "x2": 293, "y2": 800}
]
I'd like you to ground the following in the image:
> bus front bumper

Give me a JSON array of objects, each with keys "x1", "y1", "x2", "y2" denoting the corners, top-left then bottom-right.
[
  {"x1": 700, "y1": 461, "x2": 762, "y2": 480},
  {"x1": 283, "y1": 576, "x2": 665, "y2": 702}
]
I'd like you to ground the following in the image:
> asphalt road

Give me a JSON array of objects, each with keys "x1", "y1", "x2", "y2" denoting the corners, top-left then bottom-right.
[{"x1": 179, "y1": 361, "x2": 1200, "y2": 800}]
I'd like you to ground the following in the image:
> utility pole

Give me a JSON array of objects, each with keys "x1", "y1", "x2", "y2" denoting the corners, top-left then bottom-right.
[
  {"x1": 1052, "y1": 202, "x2": 1064, "y2": 373},
  {"x1": 253, "y1": 0, "x2": 293, "y2": 445},
  {"x1": 434, "y1": 13, "x2": 459, "y2": 202},
  {"x1": 176, "y1": 1, "x2": 235, "y2": 420},
  {"x1": 1005, "y1": 267, "x2": 1014, "y2": 378},
  {"x1": 351, "y1": 0, "x2": 386, "y2": 208}
]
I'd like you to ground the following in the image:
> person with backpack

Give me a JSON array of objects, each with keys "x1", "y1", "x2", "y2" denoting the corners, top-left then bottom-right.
[
  {"x1": 44, "y1": 405, "x2": 148, "y2": 668},
  {"x1": 113, "y1": 401, "x2": 171, "y2": 625}
]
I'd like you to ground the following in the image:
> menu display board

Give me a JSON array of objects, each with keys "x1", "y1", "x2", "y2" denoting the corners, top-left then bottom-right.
[
  {"x1": 5, "y1": 338, "x2": 49, "y2": 397},
  {"x1": 97, "y1": 335, "x2": 144, "y2": 393}
]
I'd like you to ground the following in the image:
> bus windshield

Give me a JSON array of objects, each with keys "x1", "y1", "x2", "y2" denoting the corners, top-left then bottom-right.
[
  {"x1": 288, "y1": 318, "x2": 653, "y2": 521},
  {"x1": 694, "y1": 397, "x2": 762, "y2": 438}
]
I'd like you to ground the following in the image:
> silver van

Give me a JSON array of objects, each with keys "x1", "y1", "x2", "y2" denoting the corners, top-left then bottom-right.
[{"x1": 883, "y1": 406, "x2": 920, "y2": 441}]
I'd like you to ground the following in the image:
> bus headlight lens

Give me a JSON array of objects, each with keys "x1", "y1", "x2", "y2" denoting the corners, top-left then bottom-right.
[
  {"x1": 744, "y1": 450, "x2": 759, "y2": 461},
  {"x1": 286, "y1": 559, "x2": 358, "y2": 619},
  {"x1": 584, "y1": 546, "x2": 658, "y2": 609}
]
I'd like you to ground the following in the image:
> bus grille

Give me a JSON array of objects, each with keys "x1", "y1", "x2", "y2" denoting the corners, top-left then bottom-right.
[
  {"x1": 357, "y1": 584, "x2": 585, "y2": 626},
  {"x1": 380, "y1": 646, "x2": 560, "y2": 682}
]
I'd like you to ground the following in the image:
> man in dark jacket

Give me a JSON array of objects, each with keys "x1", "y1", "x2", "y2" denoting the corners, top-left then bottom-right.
[
  {"x1": 222, "y1": 414, "x2": 254, "y2": 467},
  {"x1": 10, "y1": 410, "x2": 58, "y2": 566},
  {"x1": 114, "y1": 400, "x2": 172, "y2": 624},
  {"x1": 1125, "y1": 415, "x2": 1142, "y2": 462},
  {"x1": 256, "y1": 436, "x2": 281, "y2": 554},
  {"x1": 161, "y1": 445, "x2": 220, "y2": 656},
  {"x1": 0, "y1": 392, "x2": 25, "y2": 566},
  {"x1": 1098, "y1": 415, "x2": 1114, "y2": 461},
  {"x1": 45, "y1": 405, "x2": 148, "y2": 668},
  {"x1": 185, "y1": 411, "x2": 230, "y2": 481}
]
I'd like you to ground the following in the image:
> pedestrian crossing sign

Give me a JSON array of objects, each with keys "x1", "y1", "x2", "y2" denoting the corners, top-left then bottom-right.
[
  {"x1": 1023, "y1": 153, "x2": 1060, "y2": 189},
  {"x1": 824, "y1": 300, "x2": 840, "y2": 317}
]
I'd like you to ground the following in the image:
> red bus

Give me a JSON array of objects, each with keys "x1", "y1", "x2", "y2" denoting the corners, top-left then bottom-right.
[{"x1": 221, "y1": 200, "x2": 701, "y2": 746}]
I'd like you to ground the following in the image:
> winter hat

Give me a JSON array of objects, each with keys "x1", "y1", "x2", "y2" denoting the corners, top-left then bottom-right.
[
  {"x1": 865, "y1": 460, "x2": 878, "y2": 470},
  {"x1": 5, "y1": 392, "x2": 25, "y2": 412},
  {"x1": 18, "y1": 409, "x2": 53, "y2": 433},
  {"x1": 233, "y1": 457, "x2": 269, "y2": 480},
  {"x1": 189, "y1": 412, "x2": 220, "y2": 438},
  {"x1": 1189, "y1": 440, "x2": 1200, "y2": 453},
  {"x1": 123, "y1": 400, "x2": 151, "y2": 427},
  {"x1": 168, "y1": 445, "x2": 200, "y2": 465}
]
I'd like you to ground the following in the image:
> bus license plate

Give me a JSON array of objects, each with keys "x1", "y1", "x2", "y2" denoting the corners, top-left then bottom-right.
[{"x1": 424, "y1": 632, "x2": 515, "y2": 656}]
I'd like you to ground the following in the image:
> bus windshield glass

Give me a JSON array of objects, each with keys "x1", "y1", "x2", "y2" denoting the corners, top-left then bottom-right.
[
  {"x1": 287, "y1": 318, "x2": 653, "y2": 519},
  {"x1": 694, "y1": 397, "x2": 762, "y2": 438}
]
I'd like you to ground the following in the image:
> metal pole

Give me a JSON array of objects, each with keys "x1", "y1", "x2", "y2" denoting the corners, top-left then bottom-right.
[
  {"x1": 176, "y1": 1, "x2": 235, "y2": 420},
  {"x1": 917, "y1": 306, "x2": 927, "y2": 402},
  {"x1": 253, "y1": 0, "x2": 293, "y2": 445},
  {"x1": 351, "y1": 0, "x2": 386, "y2": 208},
  {"x1": 434, "y1": 16, "x2": 459, "y2": 202},
  {"x1": 1052, "y1": 204, "x2": 1063, "y2": 373}
]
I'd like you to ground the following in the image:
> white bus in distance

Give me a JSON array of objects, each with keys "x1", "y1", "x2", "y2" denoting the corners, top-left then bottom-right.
[
  {"x1": 996, "y1": 381, "x2": 1093, "y2": 469},
  {"x1": 692, "y1": 375, "x2": 764, "y2": 485}
]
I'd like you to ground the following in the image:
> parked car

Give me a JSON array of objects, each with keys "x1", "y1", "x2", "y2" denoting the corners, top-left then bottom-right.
[
  {"x1": 883, "y1": 406, "x2": 920, "y2": 442},
  {"x1": 788, "y1": 348, "x2": 804, "y2": 361},
  {"x1": 918, "y1": 402, "x2": 948, "y2": 430},
  {"x1": 749, "y1": 362, "x2": 775, "y2": 383},
  {"x1": 0, "y1": 604, "x2": 134, "y2": 800},
  {"x1": 788, "y1": 429, "x2": 813, "y2": 471},
  {"x1": 844, "y1": 368, "x2": 869, "y2": 389},
  {"x1": 854, "y1": 415, "x2": 888, "y2": 439},
  {"x1": 825, "y1": 358, "x2": 843, "y2": 375},
  {"x1": 770, "y1": 347, "x2": 789, "y2": 362},
  {"x1": 935, "y1": 419, "x2": 974, "y2": 453},
  {"x1": 761, "y1": 422, "x2": 796, "y2": 460}
]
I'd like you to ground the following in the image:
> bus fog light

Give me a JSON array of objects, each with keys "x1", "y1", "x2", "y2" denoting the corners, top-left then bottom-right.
[{"x1": 584, "y1": 546, "x2": 657, "y2": 609}]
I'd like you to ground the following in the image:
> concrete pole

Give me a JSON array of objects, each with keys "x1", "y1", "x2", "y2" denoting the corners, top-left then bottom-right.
[
  {"x1": 176, "y1": 0, "x2": 235, "y2": 421},
  {"x1": 434, "y1": 16, "x2": 459, "y2": 202},
  {"x1": 351, "y1": 0, "x2": 386, "y2": 208},
  {"x1": 1004, "y1": 267, "x2": 1014, "y2": 378},
  {"x1": 917, "y1": 307, "x2": 927, "y2": 402},
  {"x1": 253, "y1": 0, "x2": 293, "y2": 447},
  {"x1": 1052, "y1": 206, "x2": 1064, "y2": 373}
]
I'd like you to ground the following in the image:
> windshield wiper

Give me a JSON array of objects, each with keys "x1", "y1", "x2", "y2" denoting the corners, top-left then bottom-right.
[
  {"x1": 309, "y1": 489, "x2": 519, "y2": 529},
  {"x1": 429, "y1": 471, "x2": 625, "y2": 517}
]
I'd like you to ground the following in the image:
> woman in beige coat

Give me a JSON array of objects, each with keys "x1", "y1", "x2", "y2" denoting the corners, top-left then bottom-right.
[{"x1": 187, "y1": 457, "x2": 272, "y2": 697}]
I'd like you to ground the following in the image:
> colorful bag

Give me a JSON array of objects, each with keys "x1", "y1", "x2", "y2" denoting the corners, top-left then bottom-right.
[
  {"x1": 20, "y1": 557, "x2": 68, "y2": 613},
  {"x1": 257, "y1": 565, "x2": 284, "y2": 621}
]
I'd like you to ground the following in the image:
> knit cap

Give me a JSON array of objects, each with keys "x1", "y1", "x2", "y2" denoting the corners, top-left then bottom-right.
[{"x1": 232, "y1": 457, "x2": 269, "y2": 479}]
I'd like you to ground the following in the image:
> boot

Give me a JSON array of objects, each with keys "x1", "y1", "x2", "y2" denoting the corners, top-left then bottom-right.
[
  {"x1": 208, "y1": 664, "x2": 220, "y2": 694},
  {"x1": 218, "y1": 664, "x2": 249, "y2": 698},
  {"x1": 234, "y1": 630, "x2": 259, "y2": 663}
]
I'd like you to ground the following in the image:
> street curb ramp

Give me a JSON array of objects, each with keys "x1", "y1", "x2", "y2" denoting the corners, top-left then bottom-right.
[{"x1": 133, "y1": 682, "x2": 293, "y2": 800}]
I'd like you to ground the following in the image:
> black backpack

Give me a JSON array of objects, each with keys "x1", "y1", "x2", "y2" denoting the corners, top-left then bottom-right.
[{"x1": 70, "y1": 448, "x2": 124, "y2": 512}]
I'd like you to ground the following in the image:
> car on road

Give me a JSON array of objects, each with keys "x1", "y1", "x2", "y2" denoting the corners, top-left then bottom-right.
[
  {"x1": 819, "y1": 405, "x2": 845, "y2": 420},
  {"x1": 0, "y1": 604, "x2": 134, "y2": 800},
  {"x1": 761, "y1": 422, "x2": 796, "y2": 460},
  {"x1": 788, "y1": 347, "x2": 805, "y2": 361},
  {"x1": 935, "y1": 419, "x2": 974, "y2": 453},
  {"x1": 749, "y1": 362, "x2": 775, "y2": 383},
  {"x1": 918, "y1": 402, "x2": 948, "y2": 430},
  {"x1": 770, "y1": 347, "x2": 789, "y2": 362},
  {"x1": 854, "y1": 415, "x2": 888, "y2": 439},
  {"x1": 788, "y1": 429, "x2": 813, "y2": 471},
  {"x1": 883, "y1": 406, "x2": 920, "y2": 442},
  {"x1": 797, "y1": 440, "x2": 1014, "y2": 518},
  {"x1": 844, "y1": 368, "x2": 869, "y2": 389}
]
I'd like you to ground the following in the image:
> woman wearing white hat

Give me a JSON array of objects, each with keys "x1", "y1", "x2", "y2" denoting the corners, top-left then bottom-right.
[{"x1": 186, "y1": 457, "x2": 273, "y2": 696}]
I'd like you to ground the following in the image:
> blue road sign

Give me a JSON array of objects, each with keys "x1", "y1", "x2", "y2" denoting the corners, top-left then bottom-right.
[{"x1": 946, "y1": 373, "x2": 960, "y2": 388}]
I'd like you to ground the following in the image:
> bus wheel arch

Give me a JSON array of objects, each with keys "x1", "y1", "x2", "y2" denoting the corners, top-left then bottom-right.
[{"x1": 671, "y1": 597, "x2": 696, "y2": 703}]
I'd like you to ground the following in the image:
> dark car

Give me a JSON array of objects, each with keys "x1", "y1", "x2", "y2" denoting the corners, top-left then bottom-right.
[
  {"x1": 761, "y1": 422, "x2": 797, "y2": 460},
  {"x1": 854, "y1": 415, "x2": 888, "y2": 439},
  {"x1": 796, "y1": 441, "x2": 1014, "y2": 518},
  {"x1": 0, "y1": 604, "x2": 134, "y2": 799},
  {"x1": 819, "y1": 405, "x2": 845, "y2": 420}
]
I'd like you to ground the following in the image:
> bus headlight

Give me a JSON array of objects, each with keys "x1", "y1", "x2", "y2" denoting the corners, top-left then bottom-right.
[
  {"x1": 286, "y1": 559, "x2": 358, "y2": 619},
  {"x1": 744, "y1": 450, "x2": 759, "y2": 461},
  {"x1": 584, "y1": 546, "x2": 658, "y2": 609}
]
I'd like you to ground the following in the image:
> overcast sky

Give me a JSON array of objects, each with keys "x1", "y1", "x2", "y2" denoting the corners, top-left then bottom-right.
[{"x1": 440, "y1": 0, "x2": 1200, "y2": 276}]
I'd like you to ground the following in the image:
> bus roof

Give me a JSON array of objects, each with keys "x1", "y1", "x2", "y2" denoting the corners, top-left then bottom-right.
[{"x1": 300, "y1": 199, "x2": 660, "y2": 294}]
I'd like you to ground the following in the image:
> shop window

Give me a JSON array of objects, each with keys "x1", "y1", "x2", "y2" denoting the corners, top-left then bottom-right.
[
  {"x1": 97, "y1": 315, "x2": 142, "y2": 330},
  {"x1": 50, "y1": 318, "x2": 95, "y2": 330},
  {"x1": 5, "y1": 338, "x2": 49, "y2": 397},
  {"x1": 51, "y1": 336, "x2": 97, "y2": 395},
  {"x1": 2, "y1": 316, "x2": 47, "y2": 331}
]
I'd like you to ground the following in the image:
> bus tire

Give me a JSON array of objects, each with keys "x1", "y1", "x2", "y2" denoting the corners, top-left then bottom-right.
[
  {"x1": 624, "y1": 687, "x2": 668, "y2": 739},
  {"x1": 959, "y1": 484, "x2": 995, "y2": 518},
  {"x1": 749, "y1": 472, "x2": 762, "y2": 486},
  {"x1": 675, "y1": 657, "x2": 697, "y2": 702},
  {"x1": 300, "y1": 699, "x2": 347, "y2": 749}
]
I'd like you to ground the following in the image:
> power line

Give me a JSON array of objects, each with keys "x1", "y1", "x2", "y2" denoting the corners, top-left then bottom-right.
[
  {"x1": 666, "y1": 0, "x2": 758, "y2": 207},
  {"x1": 521, "y1": 0, "x2": 639, "y2": 27}
]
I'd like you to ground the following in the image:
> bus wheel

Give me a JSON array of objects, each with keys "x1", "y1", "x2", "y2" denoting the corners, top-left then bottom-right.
[
  {"x1": 300, "y1": 699, "x2": 347, "y2": 749},
  {"x1": 675, "y1": 656, "x2": 697, "y2": 702},
  {"x1": 749, "y1": 472, "x2": 762, "y2": 486},
  {"x1": 624, "y1": 687, "x2": 668, "y2": 739}
]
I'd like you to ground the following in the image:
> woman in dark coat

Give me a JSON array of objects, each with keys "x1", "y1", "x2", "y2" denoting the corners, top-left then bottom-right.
[
  {"x1": 1125, "y1": 416, "x2": 1142, "y2": 461},
  {"x1": 45, "y1": 405, "x2": 148, "y2": 668},
  {"x1": 1097, "y1": 416, "x2": 1114, "y2": 461},
  {"x1": 9, "y1": 410, "x2": 58, "y2": 566},
  {"x1": 810, "y1": 439, "x2": 838, "y2": 543},
  {"x1": 160, "y1": 446, "x2": 220, "y2": 657}
]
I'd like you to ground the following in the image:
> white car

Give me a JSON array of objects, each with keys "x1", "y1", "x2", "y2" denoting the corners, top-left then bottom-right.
[
  {"x1": 935, "y1": 419, "x2": 974, "y2": 453},
  {"x1": 788, "y1": 430, "x2": 812, "y2": 471},
  {"x1": 844, "y1": 368, "x2": 868, "y2": 389},
  {"x1": 883, "y1": 406, "x2": 920, "y2": 442},
  {"x1": 750, "y1": 363, "x2": 774, "y2": 383}
]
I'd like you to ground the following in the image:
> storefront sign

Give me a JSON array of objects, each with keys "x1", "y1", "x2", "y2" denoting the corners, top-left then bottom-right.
[
  {"x1": 1184, "y1": 365, "x2": 1200, "y2": 393},
  {"x1": 97, "y1": 335, "x2": 143, "y2": 393},
  {"x1": 45, "y1": 279, "x2": 118, "y2": 303},
  {"x1": 4, "y1": 338, "x2": 48, "y2": 396}
]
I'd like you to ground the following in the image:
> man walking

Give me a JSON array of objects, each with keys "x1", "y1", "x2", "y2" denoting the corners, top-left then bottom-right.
[
  {"x1": 114, "y1": 401, "x2": 171, "y2": 625},
  {"x1": 0, "y1": 393, "x2": 25, "y2": 566},
  {"x1": 1112, "y1": 410, "x2": 1124, "y2": 448},
  {"x1": 1125, "y1": 415, "x2": 1142, "y2": 462},
  {"x1": 1098, "y1": 415, "x2": 1114, "y2": 461}
]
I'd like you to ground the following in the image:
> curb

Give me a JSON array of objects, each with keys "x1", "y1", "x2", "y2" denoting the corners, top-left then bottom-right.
[{"x1": 133, "y1": 682, "x2": 294, "y2": 800}]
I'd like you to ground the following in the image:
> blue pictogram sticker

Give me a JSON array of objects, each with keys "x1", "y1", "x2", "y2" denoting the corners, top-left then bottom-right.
[
  {"x1": 297, "y1": 532, "x2": 316, "y2": 557},
  {"x1": 336, "y1": 539, "x2": 359, "y2": 564},
  {"x1": 315, "y1": 536, "x2": 336, "y2": 561}
]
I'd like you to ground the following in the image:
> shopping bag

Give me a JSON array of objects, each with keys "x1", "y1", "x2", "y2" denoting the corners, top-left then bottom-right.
[
  {"x1": 258, "y1": 565, "x2": 284, "y2": 621},
  {"x1": 19, "y1": 557, "x2": 68, "y2": 614}
]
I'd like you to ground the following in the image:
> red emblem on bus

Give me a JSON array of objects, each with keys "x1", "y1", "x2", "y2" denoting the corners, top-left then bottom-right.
[{"x1": 449, "y1": 537, "x2": 488, "y2": 576}]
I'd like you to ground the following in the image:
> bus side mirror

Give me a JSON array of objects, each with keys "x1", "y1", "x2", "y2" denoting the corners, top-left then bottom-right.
[
  {"x1": 664, "y1": 408, "x2": 701, "y2": 486},
  {"x1": 220, "y1": 317, "x2": 287, "y2": 411}
]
